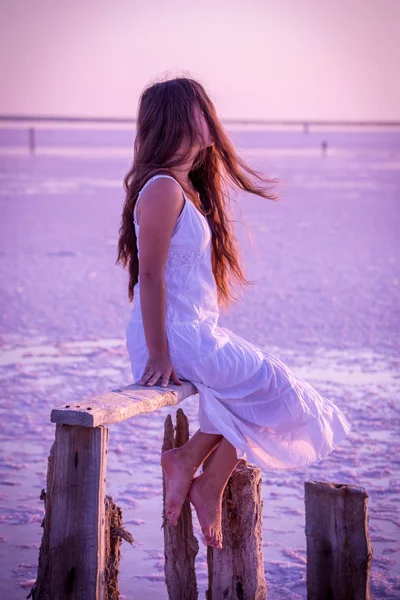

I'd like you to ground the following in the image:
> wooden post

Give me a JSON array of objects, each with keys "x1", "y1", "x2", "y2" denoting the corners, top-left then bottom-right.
[
  {"x1": 205, "y1": 459, "x2": 267, "y2": 600},
  {"x1": 304, "y1": 481, "x2": 373, "y2": 600},
  {"x1": 33, "y1": 423, "x2": 109, "y2": 599},
  {"x1": 162, "y1": 409, "x2": 199, "y2": 599},
  {"x1": 28, "y1": 127, "x2": 36, "y2": 154}
]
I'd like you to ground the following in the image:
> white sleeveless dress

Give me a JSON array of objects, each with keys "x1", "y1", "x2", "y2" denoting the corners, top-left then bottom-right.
[{"x1": 126, "y1": 174, "x2": 352, "y2": 469}]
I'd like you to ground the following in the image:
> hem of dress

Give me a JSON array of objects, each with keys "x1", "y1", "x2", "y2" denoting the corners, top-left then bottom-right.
[{"x1": 199, "y1": 417, "x2": 353, "y2": 472}]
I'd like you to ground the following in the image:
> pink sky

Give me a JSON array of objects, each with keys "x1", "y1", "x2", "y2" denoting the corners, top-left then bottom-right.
[{"x1": 0, "y1": 0, "x2": 399, "y2": 121}]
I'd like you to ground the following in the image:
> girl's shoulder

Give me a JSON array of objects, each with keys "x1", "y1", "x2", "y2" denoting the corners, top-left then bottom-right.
[
  {"x1": 134, "y1": 174, "x2": 186, "y2": 227},
  {"x1": 138, "y1": 174, "x2": 184, "y2": 197}
]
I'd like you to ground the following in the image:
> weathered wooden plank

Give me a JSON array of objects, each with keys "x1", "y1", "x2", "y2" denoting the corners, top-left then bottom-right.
[
  {"x1": 51, "y1": 380, "x2": 198, "y2": 427},
  {"x1": 162, "y1": 409, "x2": 199, "y2": 599},
  {"x1": 33, "y1": 423, "x2": 109, "y2": 599},
  {"x1": 304, "y1": 480, "x2": 373, "y2": 600},
  {"x1": 205, "y1": 461, "x2": 267, "y2": 600}
]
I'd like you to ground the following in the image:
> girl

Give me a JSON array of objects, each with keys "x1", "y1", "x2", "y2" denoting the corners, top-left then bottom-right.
[{"x1": 117, "y1": 76, "x2": 352, "y2": 551}]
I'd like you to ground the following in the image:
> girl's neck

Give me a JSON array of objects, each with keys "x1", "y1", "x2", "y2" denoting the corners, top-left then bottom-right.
[
  {"x1": 168, "y1": 168, "x2": 197, "y2": 195},
  {"x1": 168, "y1": 152, "x2": 197, "y2": 188},
  {"x1": 168, "y1": 168, "x2": 201, "y2": 208},
  {"x1": 169, "y1": 167, "x2": 191, "y2": 187}
]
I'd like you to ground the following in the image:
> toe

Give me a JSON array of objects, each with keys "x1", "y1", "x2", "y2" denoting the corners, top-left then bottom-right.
[
  {"x1": 215, "y1": 531, "x2": 222, "y2": 549},
  {"x1": 210, "y1": 528, "x2": 218, "y2": 547},
  {"x1": 204, "y1": 529, "x2": 214, "y2": 546}
]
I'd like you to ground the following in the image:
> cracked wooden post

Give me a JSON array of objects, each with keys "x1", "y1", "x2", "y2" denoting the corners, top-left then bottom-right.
[
  {"x1": 162, "y1": 408, "x2": 199, "y2": 599},
  {"x1": 304, "y1": 480, "x2": 373, "y2": 600},
  {"x1": 204, "y1": 457, "x2": 267, "y2": 600},
  {"x1": 32, "y1": 423, "x2": 109, "y2": 599}
]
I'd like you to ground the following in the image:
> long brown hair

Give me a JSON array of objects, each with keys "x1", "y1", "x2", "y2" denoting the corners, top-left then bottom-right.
[{"x1": 117, "y1": 75, "x2": 282, "y2": 309}]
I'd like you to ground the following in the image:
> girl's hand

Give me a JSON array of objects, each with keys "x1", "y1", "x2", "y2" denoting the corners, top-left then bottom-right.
[{"x1": 139, "y1": 353, "x2": 183, "y2": 387}]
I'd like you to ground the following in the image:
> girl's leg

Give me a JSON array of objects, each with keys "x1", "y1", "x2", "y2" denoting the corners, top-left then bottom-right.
[
  {"x1": 161, "y1": 429, "x2": 223, "y2": 525},
  {"x1": 188, "y1": 437, "x2": 240, "y2": 549},
  {"x1": 178, "y1": 429, "x2": 223, "y2": 469}
]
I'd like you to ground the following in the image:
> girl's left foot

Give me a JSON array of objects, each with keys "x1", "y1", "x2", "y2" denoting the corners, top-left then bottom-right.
[{"x1": 161, "y1": 448, "x2": 197, "y2": 526}]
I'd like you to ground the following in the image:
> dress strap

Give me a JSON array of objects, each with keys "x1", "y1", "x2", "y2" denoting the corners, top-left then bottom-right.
[{"x1": 134, "y1": 174, "x2": 185, "y2": 224}]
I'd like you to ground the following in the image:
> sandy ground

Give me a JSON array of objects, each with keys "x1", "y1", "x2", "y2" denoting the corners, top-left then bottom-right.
[{"x1": 0, "y1": 128, "x2": 399, "y2": 598}]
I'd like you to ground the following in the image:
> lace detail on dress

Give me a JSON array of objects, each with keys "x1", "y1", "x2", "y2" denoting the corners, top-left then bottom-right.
[{"x1": 166, "y1": 248, "x2": 206, "y2": 272}]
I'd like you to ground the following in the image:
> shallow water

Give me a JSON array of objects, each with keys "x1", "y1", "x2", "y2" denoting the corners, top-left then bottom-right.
[{"x1": 0, "y1": 128, "x2": 399, "y2": 598}]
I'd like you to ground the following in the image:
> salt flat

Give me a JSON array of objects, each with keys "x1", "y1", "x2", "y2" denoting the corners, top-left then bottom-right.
[{"x1": 0, "y1": 127, "x2": 399, "y2": 598}]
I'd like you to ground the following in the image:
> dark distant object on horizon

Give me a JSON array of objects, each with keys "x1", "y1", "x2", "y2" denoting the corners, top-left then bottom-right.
[
  {"x1": 321, "y1": 139, "x2": 328, "y2": 156},
  {"x1": 28, "y1": 128, "x2": 35, "y2": 155}
]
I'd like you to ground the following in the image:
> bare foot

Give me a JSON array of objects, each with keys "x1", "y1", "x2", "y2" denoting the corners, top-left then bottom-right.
[
  {"x1": 161, "y1": 448, "x2": 197, "y2": 526},
  {"x1": 188, "y1": 473, "x2": 223, "y2": 550}
]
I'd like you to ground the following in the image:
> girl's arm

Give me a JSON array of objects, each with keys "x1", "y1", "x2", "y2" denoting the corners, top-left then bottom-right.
[{"x1": 136, "y1": 177, "x2": 184, "y2": 387}]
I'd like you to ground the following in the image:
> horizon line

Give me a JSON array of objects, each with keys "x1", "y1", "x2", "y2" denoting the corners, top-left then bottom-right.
[{"x1": 1, "y1": 114, "x2": 400, "y2": 127}]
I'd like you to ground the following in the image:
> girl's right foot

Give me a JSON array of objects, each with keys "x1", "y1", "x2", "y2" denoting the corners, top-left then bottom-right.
[
  {"x1": 161, "y1": 448, "x2": 197, "y2": 526},
  {"x1": 188, "y1": 473, "x2": 223, "y2": 550}
]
